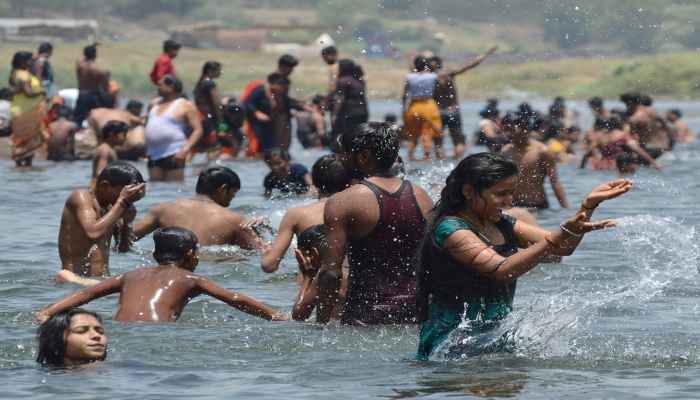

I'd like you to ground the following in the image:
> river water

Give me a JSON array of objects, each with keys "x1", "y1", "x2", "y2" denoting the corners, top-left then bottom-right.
[{"x1": 1, "y1": 100, "x2": 700, "y2": 399}]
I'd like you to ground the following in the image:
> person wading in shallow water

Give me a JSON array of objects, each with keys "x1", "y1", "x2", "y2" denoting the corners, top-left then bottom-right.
[
  {"x1": 316, "y1": 122, "x2": 434, "y2": 325},
  {"x1": 415, "y1": 152, "x2": 632, "y2": 360}
]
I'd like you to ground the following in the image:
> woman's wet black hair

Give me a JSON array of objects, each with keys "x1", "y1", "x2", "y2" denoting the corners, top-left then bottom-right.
[
  {"x1": 101, "y1": 120, "x2": 129, "y2": 139},
  {"x1": 430, "y1": 152, "x2": 518, "y2": 227},
  {"x1": 153, "y1": 227, "x2": 198, "y2": 264},
  {"x1": 37, "y1": 308, "x2": 104, "y2": 367},
  {"x1": 337, "y1": 59, "x2": 355, "y2": 78},
  {"x1": 311, "y1": 154, "x2": 351, "y2": 196},
  {"x1": 96, "y1": 160, "x2": 144, "y2": 186},
  {"x1": 413, "y1": 55, "x2": 430, "y2": 72},
  {"x1": 348, "y1": 122, "x2": 400, "y2": 172},
  {"x1": 163, "y1": 74, "x2": 183, "y2": 93},
  {"x1": 195, "y1": 166, "x2": 241, "y2": 195},
  {"x1": 297, "y1": 224, "x2": 328, "y2": 252}
]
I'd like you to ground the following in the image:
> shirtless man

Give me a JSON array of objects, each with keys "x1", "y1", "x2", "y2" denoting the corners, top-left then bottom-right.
[
  {"x1": 145, "y1": 75, "x2": 203, "y2": 182},
  {"x1": 626, "y1": 95, "x2": 670, "y2": 160},
  {"x1": 74, "y1": 44, "x2": 111, "y2": 127},
  {"x1": 666, "y1": 109, "x2": 694, "y2": 144},
  {"x1": 430, "y1": 47, "x2": 497, "y2": 158},
  {"x1": 261, "y1": 153, "x2": 350, "y2": 273},
  {"x1": 38, "y1": 227, "x2": 286, "y2": 323},
  {"x1": 47, "y1": 105, "x2": 78, "y2": 161},
  {"x1": 316, "y1": 122, "x2": 434, "y2": 325},
  {"x1": 88, "y1": 102, "x2": 145, "y2": 161},
  {"x1": 134, "y1": 166, "x2": 263, "y2": 249},
  {"x1": 57, "y1": 161, "x2": 145, "y2": 283},
  {"x1": 500, "y1": 112, "x2": 570, "y2": 209},
  {"x1": 92, "y1": 121, "x2": 129, "y2": 183}
]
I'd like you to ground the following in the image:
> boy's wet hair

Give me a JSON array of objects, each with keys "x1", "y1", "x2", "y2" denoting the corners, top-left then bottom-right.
[
  {"x1": 297, "y1": 225, "x2": 328, "y2": 252},
  {"x1": 346, "y1": 122, "x2": 400, "y2": 172},
  {"x1": 311, "y1": 154, "x2": 350, "y2": 196},
  {"x1": 153, "y1": 227, "x2": 198, "y2": 264},
  {"x1": 101, "y1": 120, "x2": 129, "y2": 139},
  {"x1": 37, "y1": 308, "x2": 104, "y2": 367},
  {"x1": 264, "y1": 148, "x2": 290, "y2": 164},
  {"x1": 196, "y1": 166, "x2": 241, "y2": 195},
  {"x1": 278, "y1": 54, "x2": 299, "y2": 68},
  {"x1": 97, "y1": 161, "x2": 144, "y2": 186},
  {"x1": 668, "y1": 108, "x2": 682, "y2": 118}
]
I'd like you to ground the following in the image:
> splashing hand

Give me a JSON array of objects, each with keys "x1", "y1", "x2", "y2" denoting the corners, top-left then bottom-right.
[{"x1": 582, "y1": 179, "x2": 633, "y2": 209}]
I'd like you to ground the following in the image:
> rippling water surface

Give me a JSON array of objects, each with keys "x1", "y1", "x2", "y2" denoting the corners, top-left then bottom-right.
[{"x1": 2, "y1": 100, "x2": 700, "y2": 399}]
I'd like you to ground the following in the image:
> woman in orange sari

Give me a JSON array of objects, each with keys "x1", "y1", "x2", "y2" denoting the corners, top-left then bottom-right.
[{"x1": 9, "y1": 51, "x2": 46, "y2": 167}]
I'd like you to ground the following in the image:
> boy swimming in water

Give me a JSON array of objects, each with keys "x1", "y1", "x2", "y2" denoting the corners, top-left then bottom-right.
[
  {"x1": 39, "y1": 227, "x2": 287, "y2": 323},
  {"x1": 57, "y1": 161, "x2": 145, "y2": 284}
]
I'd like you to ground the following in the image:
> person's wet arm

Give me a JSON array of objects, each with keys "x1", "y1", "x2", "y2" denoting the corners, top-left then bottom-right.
[
  {"x1": 261, "y1": 210, "x2": 297, "y2": 273},
  {"x1": 544, "y1": 153, "x2": 570, "y2": 208},
  {"x1": 93, "y1": 148, "x2": 110, "y2": 178},
  {"x1": 316, "y1": 195, "x2": 347, "y2": 324},
  {"x1": 133, "y1": 206, "x2": 160, "y2": 241},
  {"x1": 446, "y1": 46, "x2": 498, "y2": 77},
  {"x1": 194, "y1": 277, "x2": 286, "y2": 321},
  {"x1": 37, "y1": 276, "x2": 123, "y2": 321},
  {"x1": 72, "y1": 192, "x2": 129, "y2": 241},
  {"x1": 292, "y1": 274, "x2": 319, "y2": 321}
]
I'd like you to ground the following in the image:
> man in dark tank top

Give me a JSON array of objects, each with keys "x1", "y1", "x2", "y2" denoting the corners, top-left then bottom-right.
[{"x1": 317, "y1": 122, "x2": 434, "y2": 325}]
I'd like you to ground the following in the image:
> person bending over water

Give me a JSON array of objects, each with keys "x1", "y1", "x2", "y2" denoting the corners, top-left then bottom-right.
[
  {"x1": 145, "y1": 75, "x2": 202, "y2": 182},
  {"x1": 47, "y1": 105, "x2": 78, "y2": 161},
  {"x1": 57, "y1": 161, "x2": 145, "y2": 283},
  {"x1": 39, "y1": 227, "x2": 287, "y2": 323},
  {"x1": 92, "y1": 120, "x2": 128, "y2": 184},
  {"x1": 416, "y1": 153, "x2": 632, "y2": 360},
  {"x1": 500, "y1": 112, "x2": 569, "y2": 209},
  {"x1": 316, "y1": 122, "x2": 434, "y2": 325},
  {"x1": 262, "y1": 153, "x2": 350, "y2": 273},
  {"x1": 88, "y1": 102, "x2": 145, "y2": 161},
  {"x1": 134, "y1": 166, "x2": 264, "y2": 249},
  {"x1": 37, "y1": 308, "x2": 107, "y2": 368}
]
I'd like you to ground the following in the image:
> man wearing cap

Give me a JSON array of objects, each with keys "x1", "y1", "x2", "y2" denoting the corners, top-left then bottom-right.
[{"x1": 150, "y1": 39, "x2": 181, "y2": 85}]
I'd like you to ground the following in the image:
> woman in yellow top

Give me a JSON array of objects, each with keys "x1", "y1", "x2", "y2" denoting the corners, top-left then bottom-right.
[{"x1": 9, "y1": 51, "x2": 45, "y2": 167}]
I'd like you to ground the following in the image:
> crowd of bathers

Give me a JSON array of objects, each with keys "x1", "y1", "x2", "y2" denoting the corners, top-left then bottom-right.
[{"x1": 3, "y1": 39, "x2": 691, "y2": 368}]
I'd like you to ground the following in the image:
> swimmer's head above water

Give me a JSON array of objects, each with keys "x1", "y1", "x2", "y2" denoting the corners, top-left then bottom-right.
[
  {"x1": 311, "y1": 154, "x2": 351, "y2": 197},
  {"x1": 340, "y1": 122, "x2": 400, "y2": 180},
  {"x1": 433, "y1": 153, "x2": 518, "y2": 224},
  {"x1": 94, "y1": 161, "x2": 145, "y2": 208},
  {"x1": 153, "y1": 227, "x2": 199, "y2": 271},
  {"x1": 101, "y1": 120, "x2": 129, "y2": 146},
  {"x1": 295, "y1": 224, "x2": 328, "y2": 277},
  {"x1": 37, "y1": 308, "x2": 107, "y2": 368},
  {"x1": 195, "y1": 166, "x2": 241, "y2": 207}
]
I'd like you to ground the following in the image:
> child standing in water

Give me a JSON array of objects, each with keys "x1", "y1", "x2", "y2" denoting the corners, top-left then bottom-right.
[
  {"x1": 40, "y1": 227, "x2": 287, "y2": 323},
  {"x1": 416, "y1": 153, "x2": 632, "y2": 360},
  {"x1": 57, "y1": 161, "x2": 145, "y2": 283},
  {"x1": 92, "y1": 120, "x2": 129, "y2": 182}
]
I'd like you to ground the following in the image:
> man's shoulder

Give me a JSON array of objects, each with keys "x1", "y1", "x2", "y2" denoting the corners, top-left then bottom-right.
[{"x1": 66, "y1": 189, "x2": 92, "y2": 207}]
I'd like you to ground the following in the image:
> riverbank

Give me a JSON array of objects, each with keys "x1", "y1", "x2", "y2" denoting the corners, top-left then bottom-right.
[{"x1": 1, "y1": 41, "x2": 698, "y2": 100}]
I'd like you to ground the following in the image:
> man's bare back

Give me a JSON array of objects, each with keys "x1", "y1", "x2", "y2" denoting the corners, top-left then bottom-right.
[
  {"x1": 134, "y1": 197, "x2": 259, "y2": 248},
  {"x1": 47, "y1": 119, "x2": 77, "y2": 160},
  {"x1": 77, "y1": 60, "x2": 109, "y2": 92}
]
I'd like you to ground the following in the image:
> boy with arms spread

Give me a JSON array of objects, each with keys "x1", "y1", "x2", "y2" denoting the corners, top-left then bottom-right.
[
  {"x1": 57, "y1": 161, "x2": 145, "y2": 284},
  {"x1": 39, "y1": 227, "x2": 286, "y2": 323},
  {"x1": 134, "y1": 166, "x2": 264, "y2": 248}
]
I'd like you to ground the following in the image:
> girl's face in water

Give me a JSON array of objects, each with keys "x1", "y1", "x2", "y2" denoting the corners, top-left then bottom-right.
[
  {"x1": 469, "y1": 176, "x2": 516, "y2": 223},
  {"x1": 63, "y1": 314, "x2": 107, "y2": 366}
]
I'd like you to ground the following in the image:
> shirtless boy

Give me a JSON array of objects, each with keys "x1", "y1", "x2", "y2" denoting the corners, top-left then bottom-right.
[
  {"x1": 57, "y1": 161, "x2": 145, "y2": 283},
  {"x1": 261, "y1": 153, "x2": 350, "y2": 273},
  {"x1": 500, "y1": 112, "x2": 570, "y2": 209},
  {"x1": 39, "y1": 227, "x2": 286, "y2": 323},
  {"x1": 88, "y1": 103, "x2": 145, "y2": 161},
  {"x1": 92, "y1": 121, "x2": 128, "y2": 181},
  {"x1": 134, "y1": 166, "x2": 264, "y2": 249}
]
